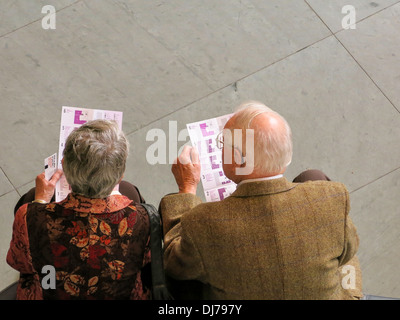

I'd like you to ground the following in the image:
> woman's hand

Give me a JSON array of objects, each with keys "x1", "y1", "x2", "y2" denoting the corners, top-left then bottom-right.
[
  {"x1": 171, "y1": 146, "x2": 201, "y2": 195},
  {"x1": 35, "y1": 169, "x2": 63, "y2": 203}
]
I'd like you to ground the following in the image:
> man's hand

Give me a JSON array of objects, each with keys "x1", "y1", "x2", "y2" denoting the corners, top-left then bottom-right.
[
  {"x1": 35, "y1": 169, "x2": 63, "y2": 203},
  {"x1": 172, "y1": 146, "x2": 201, "y2": 194}
]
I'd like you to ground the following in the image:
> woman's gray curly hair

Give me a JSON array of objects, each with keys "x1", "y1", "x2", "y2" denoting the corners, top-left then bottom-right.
[{"x1": 62, "y1": 119, "x2": 129, "y2": 198}]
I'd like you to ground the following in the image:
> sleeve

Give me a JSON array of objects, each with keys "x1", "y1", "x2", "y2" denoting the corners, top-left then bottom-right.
[
  {"x1": 337, "y1": 187, "x2": 363, "y2": 298},
  {"x1": 7, "y1": 204, "x2": 44, "y2": 300},
  {"x1": 160, "y1": 193, "x2": 205, "y2": 281},
  {"x1": 6, "y1": 204, "x2": 36, "y2": 274},
  {"x1": 338, "y1": 187, "x2": 360, "y2": 267}
]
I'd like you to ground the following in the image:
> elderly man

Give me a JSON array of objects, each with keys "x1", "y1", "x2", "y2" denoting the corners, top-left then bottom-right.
[{"x1": 161, "y1": 101, "x2": 362, "y2": 300}]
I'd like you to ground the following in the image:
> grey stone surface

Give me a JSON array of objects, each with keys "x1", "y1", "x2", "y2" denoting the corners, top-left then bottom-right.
[
  {"x1": 124, "y1": 0, "x2": 331, "y2": 90},
  {"x1": 350, "y1": 168, "x2": 400, "y2": 298},
  {"x1": 336, "y1": 2, "x2": 400, "y2": 111},
  {"x1": 306, "y1": 0, "x2": 400, "y2": 32},
  {"x1": 0, "y1": 0, "x2": 211, "y2": 187},
  {"x1": 0, "y1": 1, "x2": 78, "y2": 36},
  {"x1": 0, "y1": 168, "x2": 14, "y2": 197}
]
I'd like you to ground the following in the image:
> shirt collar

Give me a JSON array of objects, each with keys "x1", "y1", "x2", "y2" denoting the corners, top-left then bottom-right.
[
  {"x1": 236, "y1": 174, "x2": 283, "y2": 188},
  {"x1": 230, "y1": 176, "x2": 296, "y2": 198}
]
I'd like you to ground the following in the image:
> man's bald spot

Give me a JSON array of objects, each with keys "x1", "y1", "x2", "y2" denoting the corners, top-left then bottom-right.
[
  {"x1": 225, "y1": 111, "x2": 286, "y2": 138},
  {"x1": 250, "y1": 112, "x2": 287, "y2": 135}
]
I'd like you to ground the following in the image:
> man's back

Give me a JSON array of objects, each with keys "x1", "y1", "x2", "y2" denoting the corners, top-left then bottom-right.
[{"x1": 161, "y1": 178, "x2": 362, "y2": 300}]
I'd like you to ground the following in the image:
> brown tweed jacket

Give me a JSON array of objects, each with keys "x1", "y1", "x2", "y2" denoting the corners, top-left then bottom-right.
[{"x1": 160, "y1": 178, "x2": 363, "y2": 300}]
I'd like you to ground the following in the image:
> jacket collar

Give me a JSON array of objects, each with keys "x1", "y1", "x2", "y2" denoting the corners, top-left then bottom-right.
[
  {"x1": 57, "y1": 192, "x2": 133, "y2": 214},
  {"x1": 230, "y1": 177, "x2": 297, "y2": 198}
]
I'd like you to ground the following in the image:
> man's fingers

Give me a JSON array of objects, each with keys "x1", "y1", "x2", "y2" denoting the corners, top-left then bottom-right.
[
  {"x1": 174, "y1": 145, "x2": 200, "y2": 166},
  {"x1": 178, "y1": 145, "x2": 193, "y2": 165},
  {"x1": 191, "y1": 146, "x2": 200, "y2": 165}
]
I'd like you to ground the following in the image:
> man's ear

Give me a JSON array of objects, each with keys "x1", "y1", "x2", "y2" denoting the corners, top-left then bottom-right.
[{"x1": 233, "y1": 148, "x2": 244, "y2": 166}]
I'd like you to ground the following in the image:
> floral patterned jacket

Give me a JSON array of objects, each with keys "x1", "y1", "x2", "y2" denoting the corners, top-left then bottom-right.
[{"x1": 7, "y1": 193, "x2": 151, "y2": 300}]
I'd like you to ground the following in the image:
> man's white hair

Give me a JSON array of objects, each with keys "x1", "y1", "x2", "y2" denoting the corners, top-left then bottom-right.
[{"x1": 232, "y1": 101, "x2": 293, "y2": 175}]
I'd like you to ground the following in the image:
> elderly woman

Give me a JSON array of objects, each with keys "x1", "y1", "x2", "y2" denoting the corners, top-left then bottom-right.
[{"x1": 7, "y1": 120, "x2": 151, "y2": 300}]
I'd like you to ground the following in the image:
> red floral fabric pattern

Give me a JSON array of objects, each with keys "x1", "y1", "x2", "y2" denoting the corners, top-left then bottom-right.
[{"x1": 7, "y1": 193, "x2": 151, "y2": 300}]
